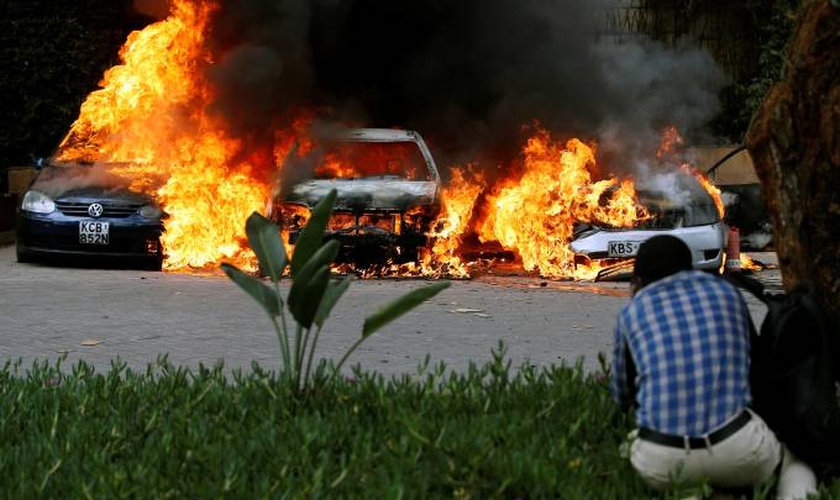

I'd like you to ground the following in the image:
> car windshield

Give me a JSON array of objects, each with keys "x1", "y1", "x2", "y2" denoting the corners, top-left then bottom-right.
[
  {"x1": 678, "y1": 192, "x2": 719, "y2": 226},
  {"x1": 635, "y1": 200, "x2": 684, "y2": 229},
  {"x1": 595, "y1": 174, "x2": 720, "y2": 230},
  {"x1": 635, "y1": 179, "x2": 720, "y2": 228},
  {"x1": 314, "y1": 141, "x2": 431, "y2": 181}
]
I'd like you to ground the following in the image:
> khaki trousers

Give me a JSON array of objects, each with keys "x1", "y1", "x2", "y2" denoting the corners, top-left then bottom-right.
[{"x1": 627, "y1": 409, "x2": 816, "y2": 499}]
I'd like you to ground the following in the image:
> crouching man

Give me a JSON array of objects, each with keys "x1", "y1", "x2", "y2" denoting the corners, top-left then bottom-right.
[{"x1": 610, "y1": 235, "x2": 816, "y2": 499}]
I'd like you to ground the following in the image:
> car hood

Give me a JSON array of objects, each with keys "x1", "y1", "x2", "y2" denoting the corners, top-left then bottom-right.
[
  {"x1": 30, "y1": 163, "x2": 155, "y2": 204},
  {"x1": 569, "y1": 222, "x2": 725, "y2": 256},
  {"x1": 287, "y1": 179, "x2": 438, "y2": 211},
  {"x1": 47, "y1": 186, "x2": 154, "y2": 205}
]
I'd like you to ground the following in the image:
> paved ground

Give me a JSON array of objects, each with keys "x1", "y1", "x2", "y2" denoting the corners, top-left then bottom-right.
[{"x1": 0, "y1": 241, "x2": 780, "y2": 376}]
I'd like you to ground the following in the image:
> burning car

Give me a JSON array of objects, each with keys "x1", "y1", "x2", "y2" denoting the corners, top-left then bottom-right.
[
  {"x1": 15, "y1": 162, "x2": 165, "y2": 270},
  {"x1": 570, "y1": 172, "x2": 725, "y2": 272},
  {"x1": 270, "y1": 128, "x2": 441, "y2": 266}
]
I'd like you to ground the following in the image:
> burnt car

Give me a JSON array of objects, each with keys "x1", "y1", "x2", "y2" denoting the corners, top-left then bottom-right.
[
  {"x1": 269, "y1": 128, "x2": 441, "y2": 266},
  {"x1": 570, "y1": 172, "x2": 725, "y2": 272},
  {"x1": 15, "y1": 162, "x2": 165, "y2": 270}
]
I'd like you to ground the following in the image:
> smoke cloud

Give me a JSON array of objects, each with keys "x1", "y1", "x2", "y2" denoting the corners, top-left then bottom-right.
[
  {"x1": 195, "y1": 0, "x2": 726, "y2": 178},
  {"x1": 132, "y1": 0, "x2": 172, "y2": 20},
  {"x1": 594, "y1": 40, "x2": 727, "y2": 176}
]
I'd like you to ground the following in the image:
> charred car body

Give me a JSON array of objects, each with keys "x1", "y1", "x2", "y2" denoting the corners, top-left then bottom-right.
[
  {"x1": 15, "y1": 162, "x2": 165, "y2": 269},
  {"x1": 571, "y1": 173, "x2": 725, "y2": 272},
  {"x1": 270, "y1": 129, "x2": 441, "y2": 266}
]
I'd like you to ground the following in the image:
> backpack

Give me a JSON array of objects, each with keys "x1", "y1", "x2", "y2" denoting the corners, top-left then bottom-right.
[{"x1": 733, "y1": 275, "x2": 840, "y2": 464}]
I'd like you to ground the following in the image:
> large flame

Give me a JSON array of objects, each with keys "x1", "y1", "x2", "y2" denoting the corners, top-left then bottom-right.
[
  {"x1": 420, "y1": 167, "x2": 485, "y2": 278},
  {"x1": 50, "y1": 0, "x2": 728, "y2": 281},
  {"x1": 55, "y1": 0, "x2": 269, "y2": 271},
  {"x1": 476, "y1": 130, "x2": 645, "y2": 280}
]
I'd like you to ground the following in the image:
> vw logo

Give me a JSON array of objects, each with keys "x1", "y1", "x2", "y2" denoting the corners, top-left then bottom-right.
[{"x1": 87, "y1": 203, "x2": 104, "y2": 218}]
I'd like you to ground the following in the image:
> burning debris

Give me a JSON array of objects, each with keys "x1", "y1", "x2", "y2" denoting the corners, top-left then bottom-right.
[{"x1": 49, "y1": 0, "x2": 729, "y2": 280}]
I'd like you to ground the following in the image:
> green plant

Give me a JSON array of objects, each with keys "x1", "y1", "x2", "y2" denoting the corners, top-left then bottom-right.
[
  {"x1": 221, "y1": 188, "x2": 450, "y2": 392},
  {"x1": 9, "y1": 351, "x2": 814, "y2": 498}
]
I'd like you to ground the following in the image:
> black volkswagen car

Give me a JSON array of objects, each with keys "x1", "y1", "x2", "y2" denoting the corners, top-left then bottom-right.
[{"x1": 15, "y1": 162, "x2": 165, "y2": 270}]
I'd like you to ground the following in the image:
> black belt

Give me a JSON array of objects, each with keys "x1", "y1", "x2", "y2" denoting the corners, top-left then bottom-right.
[{"x1": 638, "y1": 410, "x2": 752, "y2": 449}]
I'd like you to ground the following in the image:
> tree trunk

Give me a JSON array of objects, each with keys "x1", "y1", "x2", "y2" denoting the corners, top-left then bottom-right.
[{"x1": 745, "y1": 0, "x2": 840, "y2": 307}]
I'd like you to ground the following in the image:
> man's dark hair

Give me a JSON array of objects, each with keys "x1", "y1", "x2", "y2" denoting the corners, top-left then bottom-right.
[{"x1": 633, "y1": 235, "x2": 693, "y2": 284}]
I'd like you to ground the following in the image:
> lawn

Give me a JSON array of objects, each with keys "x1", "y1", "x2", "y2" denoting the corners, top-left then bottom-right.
[{"x1": 1, "y1": 351, "x2": 836, "y2": 499}]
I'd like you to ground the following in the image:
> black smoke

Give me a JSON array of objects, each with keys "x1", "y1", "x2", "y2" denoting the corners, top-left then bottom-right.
[
  {"x1": 132, "y1": 0, "x2": 172, "y2": 20},
  {"x1": 143, "y1": 0, "x2": 727, "y2": 178}
]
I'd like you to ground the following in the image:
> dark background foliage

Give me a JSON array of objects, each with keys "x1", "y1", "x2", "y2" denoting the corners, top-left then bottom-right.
[
  {"x1": 0, "y1": 0, "x2": 802, "y2": 192},
  {"x1": 617, "y1": 0, "x2": 802, "y2": 141},
  {"x1": 0, "y1": 0, "x2": 151, "y2": 190},
  {"x1": 704, "y1": 0, "x2": 803, "y2": 140}
]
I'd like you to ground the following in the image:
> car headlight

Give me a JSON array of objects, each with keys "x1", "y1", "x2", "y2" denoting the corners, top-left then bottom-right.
[
  {"x1": 139, "y1": 205, "x2": 163, "y2": 219},
  {"x1": 21, "y1": 190, "x2": 55, "y2": 214}
]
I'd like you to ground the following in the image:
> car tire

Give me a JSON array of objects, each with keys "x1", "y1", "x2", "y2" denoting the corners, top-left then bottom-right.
[
  {"x1": 15, "y1": 245, "x2": 32, "y2": 264},
  {"x1": 140, "y1": 257, "x2": 163, "y2": 272}
]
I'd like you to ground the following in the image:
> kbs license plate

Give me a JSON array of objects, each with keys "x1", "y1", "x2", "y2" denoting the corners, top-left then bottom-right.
[
  {"x1": 607, "y1": 240, "x2": 639, "y2": 258},
  {"x1": 79, "y1": 220, "x2": 110, "y2": 245}
]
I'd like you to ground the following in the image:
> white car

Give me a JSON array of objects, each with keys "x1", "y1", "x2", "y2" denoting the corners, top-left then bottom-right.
[{"x1": 570, "y1": 173, "x2": 725, "y2": 273}]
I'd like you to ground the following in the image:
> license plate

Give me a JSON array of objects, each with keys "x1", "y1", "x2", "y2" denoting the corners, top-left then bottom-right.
[
  {"x1": 607, "y1": 240, "x2": 639, "y2": 258},
  {"x1": 79, "y1": 220, "x2": 110, "y2": 245}
]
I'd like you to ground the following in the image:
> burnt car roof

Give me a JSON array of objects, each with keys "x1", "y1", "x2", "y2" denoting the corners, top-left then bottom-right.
[
  {"x1": 330, "y1": 128, "x2": 423, "y2": 142},
  {"x1": 286, "y1": 179, "x2": 437, "y2": 211},
  {"x1": 279, "y1": 128, "x2": 441, "y2": 211}
]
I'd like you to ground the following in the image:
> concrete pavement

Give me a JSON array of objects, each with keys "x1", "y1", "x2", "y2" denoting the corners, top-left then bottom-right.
[{"x1": 0, "y1": 242, "x2": 779, "y2": 376}]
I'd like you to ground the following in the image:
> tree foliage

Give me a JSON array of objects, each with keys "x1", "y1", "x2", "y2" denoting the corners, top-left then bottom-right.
[
  {"x1": 746, "y1": 1, "x2": 840, "y2": 306},
  {"x1": 0, "y1": 0, "x2": 150, "y2": 188},
  {"x1": 716, "y1": 0, "x2": 803, "y2": 141}
]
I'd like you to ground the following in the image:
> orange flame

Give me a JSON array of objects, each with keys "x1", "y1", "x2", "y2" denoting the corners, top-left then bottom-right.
[
  {"x1": 420, "y1": 167, "x2": 485, "y2": 278},
  {"x1": 476, "y1": 129, "x2": 645, "y2": 280},
  {"x1": 690, "y1": 166, "x2": 726, "y2": 219},
  {"x1": 313, "y1": 142, "x2": 426, "y2": 180},
  {"x1": 740, "y1": 253, "x2": 763, "y2": 271},
  {"x1": 656, "y1": 125, "x2": 684, "y2": 160},
  {"x1": 54, "y1": 0, "x2": 271, "y2": 271}
]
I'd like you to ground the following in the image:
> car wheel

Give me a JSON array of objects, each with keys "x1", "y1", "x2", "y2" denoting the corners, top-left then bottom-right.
[
  {"x1": 140, "y1": 257, "x2": 163, "y2": 271},
  {"x1": 15, "y1": 245, "x2": 31, "y2": 264}
]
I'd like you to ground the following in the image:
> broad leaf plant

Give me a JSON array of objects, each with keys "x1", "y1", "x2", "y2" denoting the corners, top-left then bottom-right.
[{"x1": 222, "y1": 189, "x2": 450, "y2": 392}]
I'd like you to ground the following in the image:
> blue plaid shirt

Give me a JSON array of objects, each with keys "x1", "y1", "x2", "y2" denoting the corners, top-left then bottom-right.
[{"x1": 611, "y1": 270, "x2": 752, "y2": 436}]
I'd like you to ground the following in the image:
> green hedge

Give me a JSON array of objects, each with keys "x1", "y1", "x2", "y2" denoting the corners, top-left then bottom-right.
[
  {"x1": 4, "y1": 353, "x2": 839, "y2": 499},
  {"x1": 0, "y1": 353, "x2": 638, "y2": 499}
]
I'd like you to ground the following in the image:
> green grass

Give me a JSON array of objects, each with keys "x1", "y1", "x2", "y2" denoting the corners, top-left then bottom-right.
[{"x1": 0, "y1": 351, "x2": 837, "y2": 500}]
